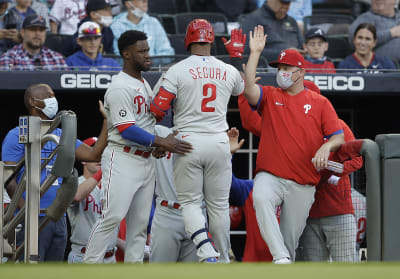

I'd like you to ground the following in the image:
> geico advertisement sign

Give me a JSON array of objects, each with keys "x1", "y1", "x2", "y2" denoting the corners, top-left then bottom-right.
[
  {"x1": 304, "y1": 75, "x2": 365, "y2": 91},
  {"x1": 61, "y1": 74, "x2": 117, "y2": 88}
]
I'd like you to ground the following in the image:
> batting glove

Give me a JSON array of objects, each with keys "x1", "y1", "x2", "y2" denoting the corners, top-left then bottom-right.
[{"x1": 222, "y1": 28, "x2": 246, "y2": 58}]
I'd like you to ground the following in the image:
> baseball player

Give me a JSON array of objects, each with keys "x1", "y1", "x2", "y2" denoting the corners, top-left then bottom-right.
[
  {"x1": 351, "y1": 188, "x2": 367, "y2": 258},
  {"x1": 243, "y1": 25, "x2": 344, "y2": 263},
  {"x1": 83, "y1": 30, "x2": 192, "y2": 263},
  {"x1": 67, "y1": 137, "x2": 118, "y2": 263},
  {"x1": 298, "y1": 120, "x2": 363, "y2": 262},
  {"x1": 150, "y1": 20, "x2": 244, "y2": 263}
]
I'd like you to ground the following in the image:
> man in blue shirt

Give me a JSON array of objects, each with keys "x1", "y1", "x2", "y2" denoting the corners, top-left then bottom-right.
[
  {"x1": 2, "y1": 83, "x2": 108, "y2": 261},
  {"x1": 66, "y1": 21, "x2": 121, "y2": 71},
  {"x1": 111, "y1": 0, "x2": 174, "y2": 57}
]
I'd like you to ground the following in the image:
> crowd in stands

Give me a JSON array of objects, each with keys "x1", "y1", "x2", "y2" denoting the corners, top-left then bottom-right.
[{"x1": 0, "y1": 0, "x2": 398, "y2": 72}]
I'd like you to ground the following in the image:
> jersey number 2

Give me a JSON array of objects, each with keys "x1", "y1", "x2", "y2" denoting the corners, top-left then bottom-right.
[{"x1": 201, "y1": 84, "x2": 216, "y2": 112}]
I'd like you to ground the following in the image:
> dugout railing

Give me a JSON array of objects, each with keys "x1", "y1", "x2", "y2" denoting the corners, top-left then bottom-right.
[{"x1": 1, "y1": 111, "x2": 78, "y2": 263}]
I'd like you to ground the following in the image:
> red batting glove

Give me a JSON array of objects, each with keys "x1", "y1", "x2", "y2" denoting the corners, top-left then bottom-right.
[{"x1": 221, "y1": 28, "x2": 246, "y2": 58}]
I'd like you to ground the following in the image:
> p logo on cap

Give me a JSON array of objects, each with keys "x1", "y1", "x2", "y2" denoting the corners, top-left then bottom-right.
[{"x1": 269, "y1": 49, "x2": 305, "y2": 68}]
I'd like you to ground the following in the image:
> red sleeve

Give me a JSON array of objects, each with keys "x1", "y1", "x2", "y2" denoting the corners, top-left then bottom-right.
[
  {"x1": 92, "y1": 169, "x2": 102, "y2": 182},
  {"x1": 321, "y1": 98, "x2": 342, "y2": 138},
  {"x1": 238, "y1": 94, "x2": 262, "y2": 137},
  {"x1": 117, "y1": 123, "x2": 133, "y2": 133},
  {"x1": 338, "y1": 120, "x2": 363, "y2": 176}
]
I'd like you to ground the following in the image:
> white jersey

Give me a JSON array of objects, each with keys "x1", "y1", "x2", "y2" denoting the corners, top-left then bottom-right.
[
  {"x1": 105, "y1": 71, "x2": 155, "y2": 149},
  {"x1": 161, "y1": 55, "x2": 244, "y2": 133},
  {"x1": 67, "y1": 176, "x2": 117, "y2": 249},
  {"x1": 154, "y1": 125, "x2": 178, "y2": 203},
  {"x1": 351, "y1": 188, "x2": 367, "y2": 249},
  {"x1": 3, "y1": 191, "x2": 11, "y2": 204}
]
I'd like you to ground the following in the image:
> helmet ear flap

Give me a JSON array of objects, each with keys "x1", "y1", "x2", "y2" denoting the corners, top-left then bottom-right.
[{"x1": 184, "y1": 19, "x2": 215, "y2": 50}]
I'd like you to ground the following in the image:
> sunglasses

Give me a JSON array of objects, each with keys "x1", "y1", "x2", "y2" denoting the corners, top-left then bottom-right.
[{"x1": 81, "y1": 26, "x2": 101, "y2": 36}]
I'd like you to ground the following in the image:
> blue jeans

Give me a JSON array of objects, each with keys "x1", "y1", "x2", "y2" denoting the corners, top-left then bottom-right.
[{"x1": 17, "y1": 216, "x2": 67, "y2": 262}]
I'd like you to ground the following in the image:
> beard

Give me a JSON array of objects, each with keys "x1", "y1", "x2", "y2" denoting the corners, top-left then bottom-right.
[{"x1": 26, "y1": 39, "x2": 44, "y2": 51}]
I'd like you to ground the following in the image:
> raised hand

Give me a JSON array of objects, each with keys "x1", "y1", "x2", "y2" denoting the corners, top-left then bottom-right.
[
  {"x1": 228, "y1": 127, "x2": 245, "y2": 154},
  {"x1": 222, "y1": 28, "x2": 246, "y2": 58},
  {"x1": 249, "y1": 25, "x2": 267, "y2": 54}
]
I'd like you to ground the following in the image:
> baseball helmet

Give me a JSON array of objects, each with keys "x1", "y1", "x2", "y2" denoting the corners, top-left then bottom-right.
[{"x1": 184, "y1": 19, "x2": 215, "y2": 50}]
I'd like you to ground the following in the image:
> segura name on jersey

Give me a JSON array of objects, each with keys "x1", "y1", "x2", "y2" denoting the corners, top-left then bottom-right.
[{"x1": 189, "y1": 67, "x2": 227, "y2": 81}]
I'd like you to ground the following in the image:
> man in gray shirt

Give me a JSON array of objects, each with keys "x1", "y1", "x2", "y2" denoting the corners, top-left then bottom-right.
[
  {"x1": 240, "y1": 0, "x2": 303, "y2": 62},
  {"x1": 349, "y1": 0, "x2": 400, "y2": 63}
]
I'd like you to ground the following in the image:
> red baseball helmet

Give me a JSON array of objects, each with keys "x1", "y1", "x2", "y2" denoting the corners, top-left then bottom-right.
[{"x1": 184, "y1": 19, "x2": 215, "y2": 50}]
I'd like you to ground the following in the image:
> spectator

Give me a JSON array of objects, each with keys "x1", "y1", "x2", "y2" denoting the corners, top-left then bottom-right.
[
  {"x1": 9, "y1": 0, "x2": 37, "y2": 30},
  {"x1": 338, "y1": 23, "x2": 396, "y2": 73},
  {"x1": 349, "y1": 0, "x2": 400, "y2": 63},
  {"x1": 0, "y1": 0, "x2": 21, "y2": 55},
  {"x1": 66, "y1": 21, "x2": 121, "y2": 71},
  {"x1": 111, "y1": 0, "x2": 174, "y2": 57},
  {"x1": 287, "y1": 0, "x2": 312, "y2": 33},
  {"x1": 49, "y1": 0, "x2": 86, "y2": 35},
  {"x1": 2, "y1": 83, "x2": 107, "y2": 262},
  {"x1": 0, "y1": 14, "x2": 68, "y2": 70},
  {"x1": 303, "y1": 28, "x2": 336, "y2": 73},
  {"x1": 75, "y1": 0, "x2": 115, "y2": 54},
  {"x1": 240, "y1": 0, "x2": 303, "y2": 62}
]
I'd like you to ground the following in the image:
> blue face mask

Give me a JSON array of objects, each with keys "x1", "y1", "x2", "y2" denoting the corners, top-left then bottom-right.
[{"x1": 35, "y1": 97, "x2": 59, "y2": 119}]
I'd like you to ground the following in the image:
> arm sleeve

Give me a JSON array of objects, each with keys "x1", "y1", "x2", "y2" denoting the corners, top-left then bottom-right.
[
  {"x1": 120, "y1": 124, "x2": 155, "y2": 146},
  {"x1": 238, "y1": 94, "x2": 262, "y2": 137},
  {"x1": 229, "y1": 174, "x2": 253, "y2": 207},
  {"x1": 338, "y1": 121, "x2": 363, "y2": 176},
  {"x1": 321, "y1": 98, "x2": 343, "y2": 138}
]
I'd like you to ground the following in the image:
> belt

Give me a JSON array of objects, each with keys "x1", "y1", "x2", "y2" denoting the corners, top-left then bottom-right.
[
  {"x1": 81, "y1": 247, "x2": 115, "y2": 259},
  {"x1": 160, "y1": 200, "x2": 181, "y2": 210},
  {"x1": 123, "y1": 146, "x2": 151, "y2": 158}
]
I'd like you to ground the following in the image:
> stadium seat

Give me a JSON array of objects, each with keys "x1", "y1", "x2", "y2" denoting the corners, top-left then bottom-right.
[
  {"x1": 174, "y1": 12, "x2": 229, "y2": 34},
  {"x1": 44, "y1": 33, "x2": 75, "y2": 58},
  {"x1": 303, "y1": 14, "x2": 354, "y2": 36},
  {"x1": 148, "y1": 0, "x2": 190, "y2": 14},
  {"x1": 157, "y1": 14, "x2": 177, "y2": 34},
  {"x1": 168, "y1": 34, "x2": 188, "y2": 55},
  {"x1": 325, "y1": 34, "x2": 353, "y2": 59}
]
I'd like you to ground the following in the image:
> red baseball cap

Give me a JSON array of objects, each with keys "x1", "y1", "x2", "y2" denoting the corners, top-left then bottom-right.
[
  {"x1": 269, "y1": 49, "x2": 305, "y2": 68},
  {"x1": 83, "y1": 137, "x2": 97, "y2": 147}
]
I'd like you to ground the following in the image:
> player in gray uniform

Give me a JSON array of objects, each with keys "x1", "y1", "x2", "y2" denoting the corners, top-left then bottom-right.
[
  {"x1": 68, "y1": 137, "x2": 118, "y2": 263},
  {"x1": 351, "y1": 188, "x2": 366, "y2": 260},
  {"x1": 83, "y1": 30, "x2": 191, "y2": 263},
  {"x1": 151, "y1": 20, "x2": 244, "y2": 263},
  {"x1": 150, "y1": 124, "x2": 198, "y2": 263}
]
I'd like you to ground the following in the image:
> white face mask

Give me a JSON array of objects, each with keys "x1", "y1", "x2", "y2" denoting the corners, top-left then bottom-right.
[
  {"x1": 131, "y1": 7, "x2": 146, "y2": 18},
  {"x1": 97, "y1": 15, "x2": 113, "y2": 27},
  {"x1": 276, "y1": 69, "x2": 300, "y2": 90},
  {"x1": 35, "y1": 97, "x2": 58, "y2": 119}
]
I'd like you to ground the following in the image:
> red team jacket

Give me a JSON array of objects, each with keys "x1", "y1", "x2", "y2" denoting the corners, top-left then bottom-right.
[
  {"x1": 255, "y1": 85, "x2": 342, "y2": 186},
  {"x1": 309, "y1": 120, "x2": 363, "y2": 218},
  {"x1": 236, "y1": 83, "x2": 356, "y2": 261}
]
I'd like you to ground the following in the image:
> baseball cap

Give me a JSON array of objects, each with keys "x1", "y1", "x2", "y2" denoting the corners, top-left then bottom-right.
[
  {"x1": 280, "y1": 0, "x2": 295, "y2": 2},
  {"x1": 269, "y1": 49, "x2": 305, "y2": 68},
  {"x1": 0, "y1": 0, "x2": 13, "y2": 3},
  {"x1": 83, "y1": 137, "x2": 98, "y2": 147},
  {"x1": 305, "y1": 28, "x2": 327, "y2": 42},
  {"x1": 86, "y1": 0, "x2": 111, "y2": 14},
  {"x1": 78, "y1": 21, "x2": 102, "y2": 38},
  {"x1": 22, "y1": 14, "x2": 46, "y2": 29}
]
